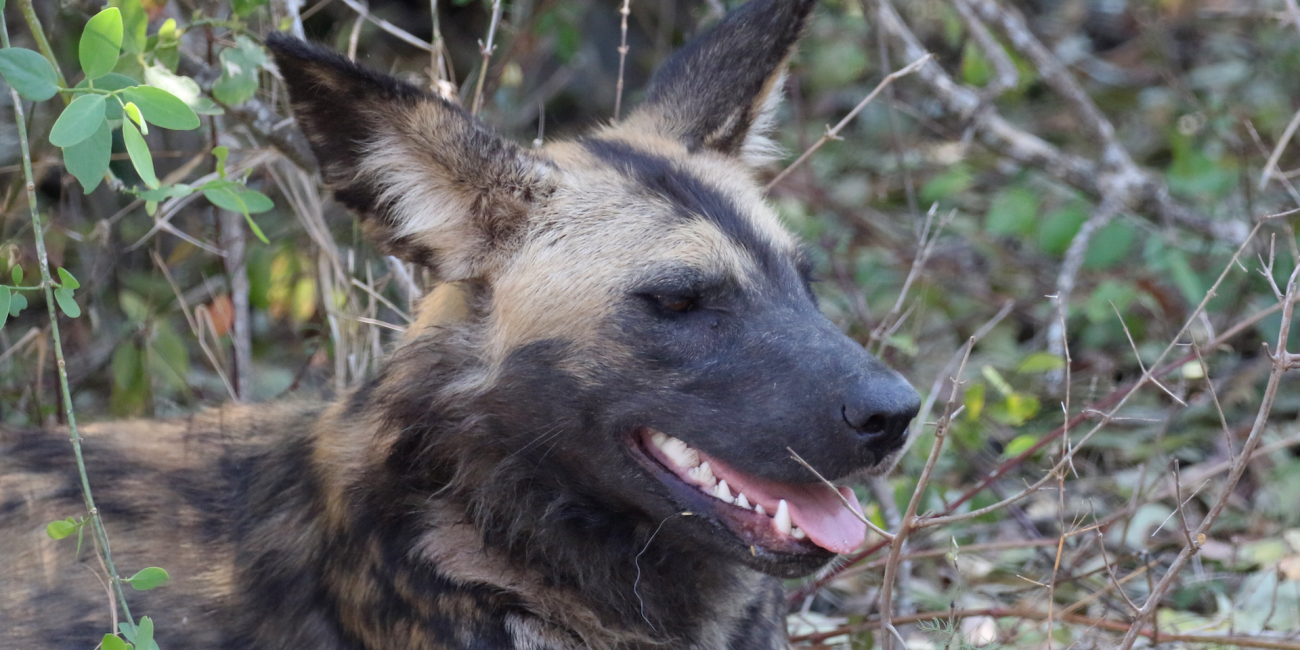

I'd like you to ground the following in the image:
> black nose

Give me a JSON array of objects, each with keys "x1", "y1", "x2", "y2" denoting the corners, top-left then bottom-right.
[{"x1": 843, "y1": 373, "x2": 921, "y2": 448}]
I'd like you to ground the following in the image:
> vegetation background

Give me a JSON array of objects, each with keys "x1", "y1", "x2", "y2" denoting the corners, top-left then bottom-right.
[{"x1": 2, "y1": 0, "x2": 1299, "y2": 647}]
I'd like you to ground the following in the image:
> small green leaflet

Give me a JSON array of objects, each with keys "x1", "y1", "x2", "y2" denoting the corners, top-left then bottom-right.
[
  {"x1": 0, "y1": 48, "x2": 59, "y2": 101},
  {"x1": 57, "y1": 267, "x2": 80, "y2": 289},
  {"x1": 46, "y1": 517, "x2": 79, "y2": 540},
  {"x1": 49, "y1": 94, "x2": 107, "y2": 147},
  {"x1": 102, "y1": 633, "x2": 132, "y2": 650},
  {"x1": 122, "y1": 86, "x2": 199, "y2": 130},
  {"x1": 144, "y1": 65, "x2": 222, "y2": 116},
  {"x1": 63, "y1": 118, "x2": 113, "y2": 194},
  {"x1": 202, "y1": 179, "x2": 272, "y2": 243},
  {"x1": 11, "y1": 265, "x2": 22, "y2": 284},
  {"x1": 213, "y1": 36, "x2": 266, "y2": 105},
  {"x1": 80, "y1": 7, "x2": 124, "y2": 81},
  {"x1": 10, "y1": 292, "x2": 27, "y2": 317},
  {"x1": 111, "y1": 0, "x2": 148, "y2": 55},
  {"x1": 55, "y1": 287, "x2": 80, "y2": 319},
  {"x1": 120, "y1": 616, "x2": 158, "y2": 650},
  {"x1": 127, "y1": 567, "x2": 170, "y2": 591},
  {"x1": 0, "y1": 286, "x2": 9, "y2": 330},
  {"x1": 121, "y1": 119, "x2": 159, "y2": 189}
]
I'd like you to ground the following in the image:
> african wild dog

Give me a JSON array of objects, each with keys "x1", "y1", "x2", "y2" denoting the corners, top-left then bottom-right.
[{"x1": 0, "y1": 0, "x2": 920, "y2": 647}]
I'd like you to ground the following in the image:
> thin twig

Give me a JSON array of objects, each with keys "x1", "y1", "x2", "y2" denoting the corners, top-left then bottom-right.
[
  {"x1": 766, "y1": 53, "x2": 932, "y2": 192},
  {"x1": 338, "y1": 0, "x2": 434, "y2": 52},
  {"x1": 788, "y1": 447, "x2": 894, "y2": 540},
  {"x1": 613, "y1": 0, "x2": 632, "y2": 120},
  {"x1": 471, "y1": 0, "x2": 504, "y2": 117},
  {"x1": 878, "y1": 338, "x2": 974, "y2": 650},
  {"x1": 1, "y1": 3, "x2": 136, "y2": 632}
]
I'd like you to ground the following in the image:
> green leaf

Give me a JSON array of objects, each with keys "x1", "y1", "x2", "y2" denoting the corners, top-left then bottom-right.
[
  {"x1": 0, "y1": 286, "x2": 10, "y2": 331},
  {"x1": 960, "y1": 40, "x2": 993, "y2": 87},
  {"x1": 11, "y1": 265, "x2": 22, "y2": 285},
  {"x1": 49, "y1": 94, "x2": 107, "y2": 147},
  {"x1": 111, "y1": 0, "x2": 148, "y2": 55},
  {"x1": 119, "y1": 290, "x2": 149, "y2": 323},
  {"x1": 232, "y1": 0, "x2": 269, "y2": 17},
  {"x1": 121, "y1": 119, "x2": 159, "y2": 189},
  {"x1": 134, "y1": 617, "x2": 157, "y2": 650},
  {"x1": 111, "y1": 342, "x2": 143, "y2": 390},
  {"x1": 1003, "y1": 433, "x2": 1038, "y2": 458},
  {"x1": 1163, "y1": 248, "x2": 1204, "y2": 306},
  {"x1": 63, "y1": 118, "x2": 112, "y2": 194},
  {"x1": 1084, "y1": 279, "x2": 1137, "y2": 323},
  {"x1": 9, "y1": 292, "x2": 27, "y2": 317},
  {"x1": 123, "y1": 101, "x2": 146, "y2": 133},
  {"x1": 920, "y1": 166, "x2": 972, "y2": 205},
  {"x1": 46, "y1": 518, "x2": 78, "y2": 540},
  {"x1": 244, "y1": 212, "x2": 270, "y2": 244},
  {"x1": 1083, "y1": 221, "x2": 1137, "y2": 270},
  {"x1": 54, "y1": 286, "x2": 81, "y2": 319},
  {"x1": 1017, "y1": 352, "x2": 1065, "y2": 374},
  {"x1": 148, "y1": 322, "x2": 190, "y2": 392},
  {"x1": 1036, "y1": 203, "x2": 1089, "y2": 256},
  {"x1": 122, "y1": 86, "x2": 199, "y2": 130},
  {"x1": 101, "y1": 633, "x2": 131, "y2": 650},
  {"x1": 73, "y1": 73, "x2": 135, "y2": 120},
  {"x1": 127, "y1": 567, "x2": 170, "y2": 591},
  {"x1": 212, "y1": 146, "x2": 228, "y2": 178},
  {"x1": 142, "y1": 65, "x2": 220, "y2": 116},
  {"x1": 0, "y1": 48, "x2": 59, "y2": 101},
  {"x1": 212, "y1": 36, "x2": 266, "y2": 105},
  {"x1": 238, "y1": 188, "x2": 273, "y2": 214},
  {"x1": 202, "y1": 185, "x2": 245, "y2": 213},
  {"x1": 963, "y1": 382, "x2": 985, "y2": 420},
  {"x1": 985, "y1": 187, "x2": 1040, "y2": 237},
  {"x1": 56, "y1": 267, "x2": 80, "y2": 290},
  {"x1": 135, "y1": 183, "x2": 194, "y2": 202},
  {"x1": 80, "y1": 7, "x2": 124, "y2": 81}
]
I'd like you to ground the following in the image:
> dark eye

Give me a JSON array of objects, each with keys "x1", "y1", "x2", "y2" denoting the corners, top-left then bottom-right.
[{"x1": 654, "y1": 295, "x2": 696, "y2": 313}]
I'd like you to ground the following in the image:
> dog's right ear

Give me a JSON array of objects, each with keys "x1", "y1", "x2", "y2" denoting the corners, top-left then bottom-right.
[{"x1": 266, "y1": 34, "x2": 554, "y2": 281}]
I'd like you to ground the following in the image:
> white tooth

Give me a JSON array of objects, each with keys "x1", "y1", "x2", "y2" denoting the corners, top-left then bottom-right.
[
  {"x1": 688, "y1": 461, "x2": 716, "y2": 488},
  {"x1": 650, "y1": 430, "x2": 669, "y2": 449},
  {"x1": 714, "y1": 480, "x2": 733, "y2": 504},
  {"x1": 735, "y1": 493, "x2": 750, "y2": 509},
  {"x1": 754, "y1": 503, "x2": 766, "y2": 516},
  {"x1": 662, "y1": 438, "x2": 700, "y2": 469},
  {"x1": 792, "y1": 526, "x2": 806, "y2": 540},
  {"x1": 773, "y1": 499, "x2": 791, "y2": 536}
]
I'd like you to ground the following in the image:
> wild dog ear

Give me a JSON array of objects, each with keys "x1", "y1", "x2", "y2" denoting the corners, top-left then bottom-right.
[
  {"x1": 627, "y1": 0, "x2": 818, "y2": 166},
  {"x1": 266, "y1": 34, "x2": 553, "y2": 280}
]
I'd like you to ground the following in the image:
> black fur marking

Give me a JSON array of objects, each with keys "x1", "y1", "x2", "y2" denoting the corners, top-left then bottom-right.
[
  {"x1": 643, "y1": 0, "x2": 818, "y2": 154},
  {"x1": 582, "y1": 138, "x2": 782, "y2": 275}
]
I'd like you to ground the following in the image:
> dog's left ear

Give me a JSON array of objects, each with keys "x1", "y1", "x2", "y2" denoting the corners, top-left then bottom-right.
[{"x1": 625, "y1": 0, "x2": 818, "y2": 166}]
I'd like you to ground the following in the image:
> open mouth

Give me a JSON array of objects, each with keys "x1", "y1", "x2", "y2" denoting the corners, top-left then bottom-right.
[{"x1": 629, "y1": 428, "x2": 868, "y2": 556}]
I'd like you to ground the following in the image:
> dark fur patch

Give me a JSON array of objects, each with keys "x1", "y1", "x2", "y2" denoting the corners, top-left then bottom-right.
[
  {"x1": 643, "y1": 0, "x2": 818, "y2": 154},
  {"x1": 582, "y1": 138, "x2": 781, "y2": 275}
]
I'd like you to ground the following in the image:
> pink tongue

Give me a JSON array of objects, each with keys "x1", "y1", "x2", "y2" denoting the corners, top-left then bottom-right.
[
  {"x1": 705, "y1": 456, "x2": 868, "y2": 554},
  {"x1": 778, "y1": 483, "x2": 868, "y2": 554}
]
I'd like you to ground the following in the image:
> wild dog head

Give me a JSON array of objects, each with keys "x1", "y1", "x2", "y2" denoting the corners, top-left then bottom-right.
[{"x1": 267, "y1": 0, "x2": 919, "y2": 579}]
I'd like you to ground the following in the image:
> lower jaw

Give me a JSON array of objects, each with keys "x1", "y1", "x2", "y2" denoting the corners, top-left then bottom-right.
[{"x1": 626, "y1": 433, "x2": 835, "y2": 575}]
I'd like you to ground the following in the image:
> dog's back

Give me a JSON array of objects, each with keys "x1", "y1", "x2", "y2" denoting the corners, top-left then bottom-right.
[{"x1": 0, "y1": 405, "x2": 321, "y2": 646}]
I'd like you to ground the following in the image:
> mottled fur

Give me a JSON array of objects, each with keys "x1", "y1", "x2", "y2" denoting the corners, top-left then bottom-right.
[{"x1": 1, "y1": 0, "x2": 920, "y2": 647}]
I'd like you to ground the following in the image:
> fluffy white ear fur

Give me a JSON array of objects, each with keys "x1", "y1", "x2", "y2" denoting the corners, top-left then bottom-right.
[{"x1": 738, "y1": 68, "x2": 789, "y2": 168}]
